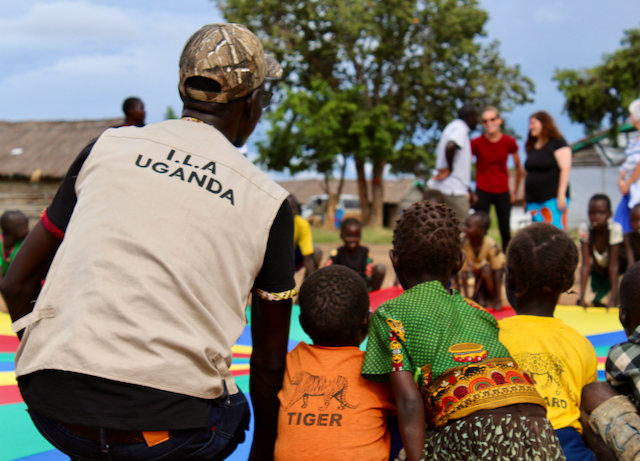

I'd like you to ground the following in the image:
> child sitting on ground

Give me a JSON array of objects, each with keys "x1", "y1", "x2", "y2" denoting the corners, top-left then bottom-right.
[
  {"x1": 274, "y1": 265, "x2": 395, "y2": 460},
  {"x1": 362, "y1": 201, "x2": 563, "y2": 461},
  {"x1": 1, "y1": 210, "x2": 29, "y2": 278},
  {"x1": 581, "y1": 261, "x2": 640, "y2": 461},
  {"x1": 457, "y1": 211, "x2": 505, "y2": 309},
  {"x1": 623, "y1": 203, "x2": 640, "y2": 265},
  {"x1": 325, "y1": 217, "x2": 385, "y2": 291},
  {"x1": 578, "y1": 194, "x2": 624, "y2": 308},
  {"x1": 499, "y1": 223, "x2": 598, "y2": 461}
]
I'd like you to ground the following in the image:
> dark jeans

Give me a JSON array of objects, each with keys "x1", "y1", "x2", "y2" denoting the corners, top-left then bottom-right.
[
  {"x1": 28, "y1": 392, "x2": 250, "y2": 461},
  {"x1": 555, "y1": 427, "x2": 596, "y2": 461},
  {"x1": 474, "y1": 189, "x2": 511, "y2": 251}
]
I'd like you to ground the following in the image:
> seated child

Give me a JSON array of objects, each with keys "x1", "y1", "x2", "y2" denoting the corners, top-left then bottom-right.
[
  {"x1": 581, "y1": 261, "x2": 640, "y2": 461},
  {"x1": 1, "y1": 210, "x2": 29, "y2": 277},
  {"x1": 274, "y1": 265, "x2": 395, "y2": 461},
  {"x1": 362, "y1": 201, "x2": 563, "y2": 461},
  {"x1": 325, "y1": 217, "x2": 385, "y2": 291},
  {"x1": 578, "y1": 194, "x2": 623, "y2": 308},
  {"x1": 623, "y1": 203, "x2": 640, "y2": 266},
  {"x1": 499, "y1": 223, "x2": 598, "y2": 461},
  {"x1": 457, "y1": 211, "x2": 505, "y2": 309}
]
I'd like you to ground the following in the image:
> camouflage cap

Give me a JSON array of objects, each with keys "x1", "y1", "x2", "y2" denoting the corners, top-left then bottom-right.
[{"x1": 179, "y1": 23, "x2": 282, "y2": 104}]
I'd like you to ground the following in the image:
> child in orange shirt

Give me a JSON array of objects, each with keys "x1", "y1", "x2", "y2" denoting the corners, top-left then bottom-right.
[{"x1": 274, "y1": 265, "x2": 395, "y2": 460}]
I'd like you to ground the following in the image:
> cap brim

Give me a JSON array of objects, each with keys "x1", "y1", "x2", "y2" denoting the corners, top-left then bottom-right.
[{"x1": 264, "y1": 53, "x2": 282, "y2": 80}]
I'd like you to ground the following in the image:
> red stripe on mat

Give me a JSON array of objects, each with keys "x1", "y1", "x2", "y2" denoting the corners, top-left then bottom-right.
[
  {"x1": 0, "y1": 385, "x2": 22, "y2": 405},
  {"x1": 0, "y1": 335, "x2": 19, "y2": 353}
]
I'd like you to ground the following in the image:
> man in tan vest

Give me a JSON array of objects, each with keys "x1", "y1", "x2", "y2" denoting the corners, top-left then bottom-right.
[{"x1": 1, "y1": 23, "x2": 294, "y2": 460}]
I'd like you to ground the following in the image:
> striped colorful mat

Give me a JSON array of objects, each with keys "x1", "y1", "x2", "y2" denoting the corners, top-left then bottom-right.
[{"x1": 0, "y1": 288, "x2": 626, "y2": 460}]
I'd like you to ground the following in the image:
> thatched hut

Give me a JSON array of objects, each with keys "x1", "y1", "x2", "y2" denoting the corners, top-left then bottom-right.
[{"x1": 0, "y1": 119, "x2": 120, "y2": 222}]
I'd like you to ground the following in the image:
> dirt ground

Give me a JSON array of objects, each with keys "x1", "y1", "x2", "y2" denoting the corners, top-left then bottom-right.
[{"x1": 308, "y1": 242, "x2": 583, "y2": 307}]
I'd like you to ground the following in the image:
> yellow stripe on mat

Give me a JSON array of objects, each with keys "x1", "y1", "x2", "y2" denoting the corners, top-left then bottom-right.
[
  {"x1": 232, "y1": 345, "x2": 252, "y2": 354},
  {"x1": 0, "y1": 312, "x2": 13, "y2": 336},
  {"x1": 0, "y1": 371, "x2": 17, "y2": 386},
  {"x1": 229, "y1": 364, "x2": 250, "y2": 372},
  {"x1": 555, "y1": 305, "x2": 622, "y2": 337}
]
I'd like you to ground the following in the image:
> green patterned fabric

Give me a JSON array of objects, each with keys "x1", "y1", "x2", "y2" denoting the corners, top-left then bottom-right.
[
  {"x1": 421, "y1": 413, "x2": 566, "y2": 460},
  {"x1": 362, "y1": 280, "x2": 510, "y2": 385}
]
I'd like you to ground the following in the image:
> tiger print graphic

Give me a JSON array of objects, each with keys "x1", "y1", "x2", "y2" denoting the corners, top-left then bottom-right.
[{"x1": 286, "y1": 371, "x2": 358, "y2": 410}]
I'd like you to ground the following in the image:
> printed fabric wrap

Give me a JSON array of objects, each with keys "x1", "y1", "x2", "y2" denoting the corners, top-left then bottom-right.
[{"x1": 362, "y1": 281, "x2": 545, "y2": 428}]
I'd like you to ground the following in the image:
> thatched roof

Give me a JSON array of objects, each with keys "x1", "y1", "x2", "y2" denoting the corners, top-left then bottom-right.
[
  {"x1": 0, "y1": 119, "x2": 121, "y2": 179},
  {"x1": 278, "y1": 178, "x2": 416, "y2": 205}
]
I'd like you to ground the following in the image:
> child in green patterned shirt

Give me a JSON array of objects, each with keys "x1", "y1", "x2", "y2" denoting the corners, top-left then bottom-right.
[{"x1": 362, "y1": 201, "x2": 563, "y2": 461}]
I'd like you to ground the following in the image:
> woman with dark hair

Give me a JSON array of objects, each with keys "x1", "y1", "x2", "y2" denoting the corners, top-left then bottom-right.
[{"x1": 524, "y1": 111, "x2": 572, "y2": 229}]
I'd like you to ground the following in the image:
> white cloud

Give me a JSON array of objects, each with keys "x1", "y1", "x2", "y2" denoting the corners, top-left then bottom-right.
[
  {"x1": 0, "y1": 1, "x2": 140, "y2": 49},
  {"x1": 532, "y1": 2, "x2": 566, "y2": 24}
]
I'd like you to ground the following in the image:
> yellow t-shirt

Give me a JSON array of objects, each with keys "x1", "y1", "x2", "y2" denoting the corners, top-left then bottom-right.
[
  {"x1": 499, "y1": 315, "x2": 597, "y2": 432},
  {"x1": 293, "y1": 215, "x2": 314, "y2": 256}
]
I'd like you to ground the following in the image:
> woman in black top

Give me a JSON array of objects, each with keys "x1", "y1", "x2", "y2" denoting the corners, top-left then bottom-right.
[{"x1": 524, "y1": 111, "x2": 572, "y2": 229}]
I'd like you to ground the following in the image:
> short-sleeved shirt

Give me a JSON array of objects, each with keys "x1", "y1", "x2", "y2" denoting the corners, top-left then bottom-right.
[
  {"x1": 362, "y1": 281, "x2": 543, "y2": 427},
  {"x1": 326, "y1": 245, "x2": 372, "y2": 281},
  {"x1": 499, "y1": 315, "x2": 597, "y2": 432},
  {"x1": 578, "y1": 219, "x2": 624, "y2": 269},
  {"x1": 362, "y1": 281, "x2": 510, "y2": 381},
  {"x1": 293, "y1": 214, "x2": 314, "y2": 256},
  {"x1": 606, "y1": 325, "x2": 640, "y2": 408},
  {"x1": 524, "y1": 137, "x2": 569, "y2": 204},
  {"x1": 427, "y1": 119, "x2": 472, "y2": 195},
  {"x1": 460, "y1": 235, "x2": 505, "y2": 274},
  {"x1": 472, "y1": 134, "x2": 518, "y2": 194},
  {"x1": 275, "y1": 343, "x2": 394, "y2": 460}
]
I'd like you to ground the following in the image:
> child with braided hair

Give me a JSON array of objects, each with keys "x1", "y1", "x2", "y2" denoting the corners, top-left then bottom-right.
[
  {"x1": 362, "y1": 201, "x2": 563, "y2": 461},
  {"x1": 500, "y1": 223, "x2": 598, "y2": 461},
  {"x1": 578, "y1": 194, "x2": 624, "y2": 308}
]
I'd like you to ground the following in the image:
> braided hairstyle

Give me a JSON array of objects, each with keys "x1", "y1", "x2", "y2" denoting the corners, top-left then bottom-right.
[
  {"x1": 298, "y1": 265, "x2": 369, "y2": 346},
  {"x1": 393, "y1": 201, "x2": 461, "y2": 277},
  {"x1": 507, "y1": 222, "x2": 578, "y2": 296}
]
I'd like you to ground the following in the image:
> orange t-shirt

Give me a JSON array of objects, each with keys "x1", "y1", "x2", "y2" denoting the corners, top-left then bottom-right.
[{"x1": 274, "y1": 342, "x2": 394, "y2": 461}]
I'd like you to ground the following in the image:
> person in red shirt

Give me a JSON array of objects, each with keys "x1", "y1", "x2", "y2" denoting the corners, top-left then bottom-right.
[{"x1": 471, "y1": 106, "x2": 523, "y2": 251}]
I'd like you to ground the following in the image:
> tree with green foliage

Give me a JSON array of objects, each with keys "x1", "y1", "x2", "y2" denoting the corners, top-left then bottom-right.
[
  {"x1": 555, "y1": 28, "x2": 640, "y2": 139},
  {"x1": 218, "y1": 0, "x2": 534, "y2": 227},
  {"x1": 164, "y1": 105, "x2": 177, "y2": 120}
]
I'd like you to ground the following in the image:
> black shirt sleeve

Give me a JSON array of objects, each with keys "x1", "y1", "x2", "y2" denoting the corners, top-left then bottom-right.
[
  {"x1": 254, "y1": 199, "x2": 296, "y2": 293},
  {"x1": 46, "y1": 140, "x2": 95, "y2": 232}
]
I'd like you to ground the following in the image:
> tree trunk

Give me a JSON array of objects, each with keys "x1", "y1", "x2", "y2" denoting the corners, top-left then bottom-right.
[
  {"x1": 368, "y1": 160, "x2": 386, "y2": 228},
  {"x1": 355, "y1": 157, "x2": 371, "y2": 225}
]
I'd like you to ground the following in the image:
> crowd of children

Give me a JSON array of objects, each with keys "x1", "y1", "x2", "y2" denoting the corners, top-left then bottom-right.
[{"x1": 267, "y1": 192, "x2": 640, "y2": 460}]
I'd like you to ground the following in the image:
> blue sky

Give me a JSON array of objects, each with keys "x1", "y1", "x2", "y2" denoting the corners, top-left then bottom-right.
[{"x1": 0, "y1": 0, "x2": 639, "y2": 175}]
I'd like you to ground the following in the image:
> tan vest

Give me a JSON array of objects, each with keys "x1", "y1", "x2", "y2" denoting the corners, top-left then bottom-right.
[{"x1": 14, "y1": 119, "x2": 288, "y2": 399}]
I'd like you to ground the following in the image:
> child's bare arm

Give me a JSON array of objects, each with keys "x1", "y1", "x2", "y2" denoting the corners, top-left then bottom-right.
[
  {"x1": 608, "y1": 244, "x2": 621, "y2": 307},
  {"x1": 578, "y1": 241, "x2": 591, "y2": 306},
  {"x1": 625, "y1": 235, "x2": 636, "y2": 266},
  {"x1": 389, "y1": 371, "x2": 425, "y2": 461}
]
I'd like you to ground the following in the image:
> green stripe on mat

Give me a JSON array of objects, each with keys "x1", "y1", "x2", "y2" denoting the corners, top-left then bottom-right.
[
  {"x1": 0, "y1": 402, "x2": 56, "y2": 461},
  {"x1": 0, "y1": 353, "x2": 14, "y2": 362}
]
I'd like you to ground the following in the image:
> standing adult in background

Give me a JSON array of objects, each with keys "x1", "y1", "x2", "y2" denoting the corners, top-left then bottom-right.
[
  {"x1": 472, "y1": 106, "x2": 522, "y2": 251},
  {"x1": 287, "y1": 194, "x2": 322, "y2": 279},
  {"x1": 524, "y1": 111, "x2": 572, "y2": 230},
  {"x1": 427, "y1": 104, "x2": 479, "y2": 222},
  {"x1": 614, "y1": 98, "x2": 640, "y2": 233},
  {"x1": 121, "y1": 96, "x2": 146, "y2": 127},
  {"x1": 1, "y1": 23, "x2": 294, "y2": 460}
]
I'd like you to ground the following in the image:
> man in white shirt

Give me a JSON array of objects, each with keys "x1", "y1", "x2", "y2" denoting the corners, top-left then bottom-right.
[{"x1": 427, "y1": 104, "x2": 479, "y2": 221}]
